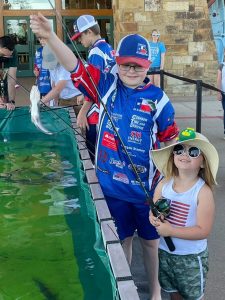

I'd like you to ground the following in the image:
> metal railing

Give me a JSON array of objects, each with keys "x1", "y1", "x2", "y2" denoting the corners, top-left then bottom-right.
[{"x1": 148, "y1": 70, "x2": 222, "y2": 133}]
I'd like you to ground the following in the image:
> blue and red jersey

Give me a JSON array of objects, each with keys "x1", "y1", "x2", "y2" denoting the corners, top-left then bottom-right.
[
  {"x1": 34, "y1": 47, "x2": 51, "y2": 95},
  {"x1": 71, "y1": 62, "x2": 178, "y2": 203},
  {"x1": 86, "y1": 39, "x2": 115, "y2": 125}
]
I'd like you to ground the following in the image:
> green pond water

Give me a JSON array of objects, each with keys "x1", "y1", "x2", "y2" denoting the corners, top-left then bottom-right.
[{"x1": 0, "y1": 130, "x2": 116, "y2": 300}]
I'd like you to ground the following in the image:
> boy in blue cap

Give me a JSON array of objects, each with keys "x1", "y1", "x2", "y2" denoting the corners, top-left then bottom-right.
[{"x1": 30, "y1": 13, "x2": 179, "y2": 299}]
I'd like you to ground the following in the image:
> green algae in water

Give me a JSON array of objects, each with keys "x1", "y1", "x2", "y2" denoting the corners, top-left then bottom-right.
[{"x1": 0, "y1": 132, "x2": 115, "y2": 300}]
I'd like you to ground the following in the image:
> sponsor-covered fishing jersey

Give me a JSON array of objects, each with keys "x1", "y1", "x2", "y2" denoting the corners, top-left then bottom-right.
[
  {"x1": 34, "y1": 47, "x2": 51, "y2": 95},
  {"x1": 71, "y1": 62, "x2": 178, "y2": 203},
  {"x1": 86, "y1": 38, "x2": 115, "y2": 125}
]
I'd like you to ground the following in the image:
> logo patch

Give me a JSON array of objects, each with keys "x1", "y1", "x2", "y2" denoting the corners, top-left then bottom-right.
[
  {"x1": 140, "y1": 99, "x2": 156, "y2": 113},
  {"x1": 128, "y1": 131, "x2": 142, "y2": 144},
  {"x1": 128, "y1": 164, "x2": 147, "y2": 174},
  {"x1": 137, "y1": 43, "x2": 148, "y2": 57},
  {"x1": 102, "y1": 132, "x2": 118, "y2": 151},
  {"x1": 113, "y1": 172, "x2": 129, "y2": 184},
  {"x1": 98, "y1": 150, "x2": 109, "y2": 163},
  {"x1": 73, "y1": 24, "x2": 79, "y2": 33},
  {"x1": 109, "y1": 158, "x2": 125, "y2": 169}
]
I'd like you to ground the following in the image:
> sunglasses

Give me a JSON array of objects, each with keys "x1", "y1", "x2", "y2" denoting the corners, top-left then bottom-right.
[
  {"x1": 173, "y1": 144, "x2": 201, "y2": 158},
  {"x1": 152, "y1": 34, "x2": 160, "y2": 37}
]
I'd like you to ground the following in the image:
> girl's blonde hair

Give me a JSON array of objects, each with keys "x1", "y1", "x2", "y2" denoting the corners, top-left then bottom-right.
[{"x1": 165, "y1": 149, "x2": 216, "y2": 189}]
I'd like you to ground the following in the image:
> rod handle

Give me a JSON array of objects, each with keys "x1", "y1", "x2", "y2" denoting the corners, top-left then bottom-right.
[{"x1": 164, "y1": 236, "x2": 175, "y2": 252}]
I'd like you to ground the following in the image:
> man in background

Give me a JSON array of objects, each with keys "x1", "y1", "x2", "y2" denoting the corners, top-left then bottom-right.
[{"x1": 0, "y1": 35, "x2": 17, "y2": 110}]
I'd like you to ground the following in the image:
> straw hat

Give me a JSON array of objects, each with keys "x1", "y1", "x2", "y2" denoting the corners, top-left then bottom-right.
[{"x1": 151, "y1": 128, "x2": 219, "y2": 182}]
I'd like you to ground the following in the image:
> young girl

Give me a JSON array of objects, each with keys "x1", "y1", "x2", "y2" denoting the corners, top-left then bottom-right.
[
  {"x1": 148, "y1": 29, "x2": 166, "y2": 87},
  {"x1": 149, "y1": 128, "x2": 219, "y2": 300}
]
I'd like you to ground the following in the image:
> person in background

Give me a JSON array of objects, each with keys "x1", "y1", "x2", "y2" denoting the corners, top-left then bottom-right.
[
  {"x1": 216, "y1": 51, "x2": 225, "y2": 139},
  {"x1": 72, "y1": 15, "x2": 115, "y2": 163},
  {"x1": 41, "y1": 45, "x2": 83, "y2": 110},
  {"x1": 148, "y1": 29, "x2": 166, "y2": 87},
  {"x1": 30, "y1": 14, "x2": 179, "y2": 299},
  {"x1": 34, "y1": 38, "x2": 51, "y2": 98},
  {"x1": 0, "y1": 35, "x2": 17, "y2": 110},
  {"x1": 3, "y1": 0, "x2": 11, "y2": 10},
  {"x1": 150, "y1": 128, "x2": 219, "y2": 300}
]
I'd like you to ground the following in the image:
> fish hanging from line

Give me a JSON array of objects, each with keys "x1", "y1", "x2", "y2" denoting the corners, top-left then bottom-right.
[{"x1": 30, "y1": 85, "x2": 53, "y2": 135}]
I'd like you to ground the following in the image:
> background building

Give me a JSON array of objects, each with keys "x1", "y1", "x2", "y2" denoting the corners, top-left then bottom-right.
[{"x1": 0, "y1": 0, "x2": 219, "y2": 96}]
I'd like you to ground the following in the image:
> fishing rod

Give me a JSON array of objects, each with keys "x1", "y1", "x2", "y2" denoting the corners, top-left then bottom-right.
[{"x1": 46, "y1": 0, "x2": 175, "y2": 251}]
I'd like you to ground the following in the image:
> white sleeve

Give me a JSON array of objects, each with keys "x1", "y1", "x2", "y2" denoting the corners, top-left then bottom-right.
[{"x1": 57, "y1": 65, "x2": 71, "y2": 81}]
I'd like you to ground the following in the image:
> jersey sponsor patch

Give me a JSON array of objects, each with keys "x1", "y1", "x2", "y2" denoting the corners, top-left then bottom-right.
[
  {"x1": 109, "y1": 158, "x2": 125, "y2": 169},
  {"x1": 140, "y1": 99, "x2": 156, "y2": 113},
  {"x1": 102, "y1": 131, "x2": 118, "y2": 151},
  {"x1": 128, "y1": 164, "x2": 147, "y2": 174},
  {"x1": 98, "y1": 150, "x2": 109, "y2": 163},
  {"x1": 128, "y1": 131, "x2": 142, "y2": 144},
  {"x1": 113, "y1": 172, "x2": 129, "y2": 184},
  {"x1": 130, "y1": 114, "x2": 147, "y2": 130}
]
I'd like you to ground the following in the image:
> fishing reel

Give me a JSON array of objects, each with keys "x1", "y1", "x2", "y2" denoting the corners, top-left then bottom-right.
[{"x1": 152, "y1": 197, "x2": 171, "y2": 218}]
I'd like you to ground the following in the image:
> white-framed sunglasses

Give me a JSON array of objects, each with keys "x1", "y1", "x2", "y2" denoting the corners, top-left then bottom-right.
[{"x1": 173, "y1": 144, "x2": 202, "y2": 158}]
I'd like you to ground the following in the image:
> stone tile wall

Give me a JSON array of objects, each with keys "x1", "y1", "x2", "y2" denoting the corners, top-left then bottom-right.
[{"x1": 113, "y1": 0, "x2": 218, "y2": 96}]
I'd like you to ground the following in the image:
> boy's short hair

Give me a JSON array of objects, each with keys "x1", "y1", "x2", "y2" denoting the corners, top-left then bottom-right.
[
  {"x1": 0, "y1": 35, "x2": 15, "y2": 51},
  {"x1": 115, "y1": 34, "x2": 151, "y2": 69},
  {"x1": 72, "y1": 15, "x2": 98, "y2": 40}
]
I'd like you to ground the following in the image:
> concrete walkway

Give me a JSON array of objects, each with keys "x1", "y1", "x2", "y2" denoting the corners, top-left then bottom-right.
[{"x1": 15, "y1": 77, "x2": 225, "y2": 299}]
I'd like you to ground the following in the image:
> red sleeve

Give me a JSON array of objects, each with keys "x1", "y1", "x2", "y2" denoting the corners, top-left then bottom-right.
[
  {"x1": 70, "y1": 60, "x2": 101, "y2": 104},
  {"x1": 157, "y1": 121, "x2": 179, "y2": 142},
  {"x1": 34, "y1": 64, "x2": 39, "y2": 71}
]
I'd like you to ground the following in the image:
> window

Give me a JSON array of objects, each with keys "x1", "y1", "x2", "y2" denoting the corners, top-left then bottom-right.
[
  {"x1": 3, "y1": 0, "x2": 55, "y2": 10},
  {"x1": 62, "y1": 0, "x2": 111, "y2": 9}
]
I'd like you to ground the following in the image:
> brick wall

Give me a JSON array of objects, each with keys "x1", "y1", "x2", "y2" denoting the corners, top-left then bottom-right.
[{"x1": 113, "y1": 0, "x2": 217, "y2": 96}]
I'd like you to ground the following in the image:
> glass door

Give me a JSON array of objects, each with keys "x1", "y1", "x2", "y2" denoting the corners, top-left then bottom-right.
[{"x1": 4, "y1": 17, "x2": 56, "y2": 77}]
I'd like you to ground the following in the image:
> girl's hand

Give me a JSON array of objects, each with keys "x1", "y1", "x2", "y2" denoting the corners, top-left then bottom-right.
[
  {"x1": 155, "y1": 220, "x2": 173, "y2": 237},
  {"x1": 149, "y1": 211, "x2": 161, "y2": 227}
]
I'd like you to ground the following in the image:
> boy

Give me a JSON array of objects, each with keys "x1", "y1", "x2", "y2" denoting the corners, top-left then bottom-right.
[
  {"x1": 30, "y1": 13, "x2": 179, "y2": 299},
  {"x1": 72, "y1": 15, "x2": 115, "y2": 163},
  {"x1": 33, "y1": 38, "x2": 51, "y2": 98}
]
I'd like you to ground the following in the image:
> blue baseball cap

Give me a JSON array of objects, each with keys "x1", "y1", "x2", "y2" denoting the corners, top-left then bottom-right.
[{"x1": 115, "y1": 34, "x2": 151, "y2": 68}]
